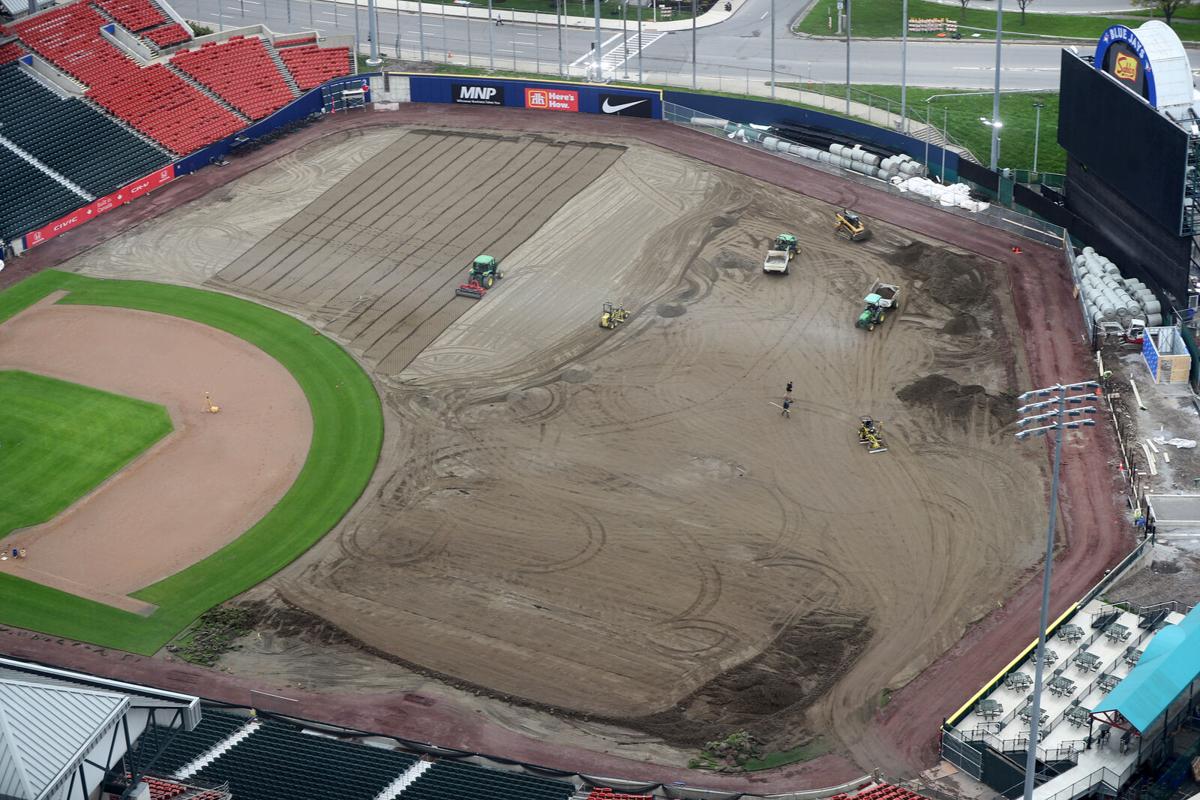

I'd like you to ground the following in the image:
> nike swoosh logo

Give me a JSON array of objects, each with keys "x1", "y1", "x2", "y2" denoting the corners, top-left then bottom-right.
[{"x1": 602, "y1": 98, "x2": 646, "y2": 113}]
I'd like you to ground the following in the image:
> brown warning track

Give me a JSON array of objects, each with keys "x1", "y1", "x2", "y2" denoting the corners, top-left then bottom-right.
[{"x1": 0, "y1": 105, "x2": 1130, "y2": 788}]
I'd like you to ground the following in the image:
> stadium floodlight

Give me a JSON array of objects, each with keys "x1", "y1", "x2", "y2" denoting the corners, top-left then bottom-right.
[{"x1": 1016, "y1": 381, "x2": 1101, "y2": 800}]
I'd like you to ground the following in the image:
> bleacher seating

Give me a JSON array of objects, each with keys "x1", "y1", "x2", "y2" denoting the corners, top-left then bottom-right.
[
  {"x1": 191, "y1": 718, "x2": 418, "y2": 800},
  {"x1": 172, "y1": 36, "x2": 294, "y2": 119},
  {"x1": 0, "y1": 63, "x2": 168, "y2": 195},
  {"x1": 133, "y1": 710, "x2": 250, "y2": 776},
  {"x1": 277, "y1": 42, "x2": 352, "y2": 90},
  {"x1": 143, "y1": 21, "x2": 189, "y2": 48},
  {"x1": 0, "y1": 41, "x2": 23, "y2": 63},
  {"x1": 273, "y1": 33, "x2": 316, "y2": 47},
  {"x1": 13, "y1": 2, "x2": 241, "y2": 154},
  {"x1": 401, "y1": 759, "x2": 576, "y2": 800},
  {"x1": 830, "y1": 783, "x2": 927, "y2": 800},
  {"x1": 94, "y1": 0, "x2": 165, "y2": 32},
  {"x1": 0, "y1": 144, "x2": 85, "y2": 240},
  {"x1": 588, "y1": 788, "x2": 652, "y2": 800}
]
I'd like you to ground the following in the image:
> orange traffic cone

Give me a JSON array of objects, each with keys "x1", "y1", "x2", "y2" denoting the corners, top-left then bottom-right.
[{"x1": 1011, "y1": 245, "x2": 1023, "y2": 254}]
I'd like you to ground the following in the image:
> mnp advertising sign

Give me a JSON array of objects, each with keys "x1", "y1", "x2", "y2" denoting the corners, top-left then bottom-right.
[
  {"x1": 453, "y1": 82, "x2": 505, "y2": 105},
  {"x1": 404, "y1": 74, "x2": 662, "y2": 119}
]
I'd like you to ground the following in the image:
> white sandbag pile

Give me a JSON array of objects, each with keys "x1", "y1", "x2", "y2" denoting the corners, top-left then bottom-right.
[
  {"x1": 1073, "y1": 246, "x2": 1164, "y2": 327},
  {"x1": 707, "y1": 120, "x2": 928, "y2": 182},
  {"x1": 890, "y1": 176, "x2": 989, "y2": 213}
]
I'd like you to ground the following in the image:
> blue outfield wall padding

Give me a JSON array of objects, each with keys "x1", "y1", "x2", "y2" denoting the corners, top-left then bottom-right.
[
  {"x1": 174, "y1": 75, "x2": 374, "y2": 175},
  {"x1": 404, "y1": 73, "x2": 663, "y2": 120},
  {"x1": 662, "y1": 89, "x2": 959, "y2": 175}
]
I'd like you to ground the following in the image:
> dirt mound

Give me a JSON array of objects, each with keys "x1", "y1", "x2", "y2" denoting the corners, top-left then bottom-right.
[
  {"x1": 943, "y1": 313, "x2": 980, "y2": 335},
  {"x1": 624, "y1": 614, "x2": 871, "y2": 748},
  {"x1": 897, "y1": 374, "x2": 1016, "y2": 427},
  {"x1": 891, "y1": 242, "x2": 991, "y2": 310}
]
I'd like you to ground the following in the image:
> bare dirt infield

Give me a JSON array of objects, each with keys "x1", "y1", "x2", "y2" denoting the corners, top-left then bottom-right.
[
  {"x1": 0, "y1": 299, "x2": 312, "y2": 610},
  {"x1": 64, "y1": 120, "x2": 1050, "y2": 755},
  {"x1": 8, "y1": 106, "x2": 1130, "y2": 787}
]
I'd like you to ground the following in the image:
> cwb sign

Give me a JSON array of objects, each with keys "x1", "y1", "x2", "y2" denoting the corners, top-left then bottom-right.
[{"x1": 405, "y1": 74, "x2": 662, "y2": 119}]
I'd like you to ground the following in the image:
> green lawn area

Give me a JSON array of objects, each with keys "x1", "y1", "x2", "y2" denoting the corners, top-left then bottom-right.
[
  {"x1": 742, "y1": 738, "x2": 833, "y2": 771},
  {"x1": 0, "y1": 371, "x2": 172, "y2": 538},
  {"x1": 794, "y1": 0, "x2": 1200, "y2": 41},
  {"x1": 791, "y1": 83, "x2": 1064, "y2": 174},
  {"x1": 0, "y1": 271, "x2": 382, "y2": 655}
]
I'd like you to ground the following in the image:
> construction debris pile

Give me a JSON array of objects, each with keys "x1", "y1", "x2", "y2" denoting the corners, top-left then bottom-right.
[{"x1": 1073, "y1": 246, "x2": 1164, "y2": 328}]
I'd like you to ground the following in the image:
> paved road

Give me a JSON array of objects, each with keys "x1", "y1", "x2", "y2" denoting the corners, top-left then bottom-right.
[{"x1": 187, "y1": 0, "x2": 1190, "y2": 91}]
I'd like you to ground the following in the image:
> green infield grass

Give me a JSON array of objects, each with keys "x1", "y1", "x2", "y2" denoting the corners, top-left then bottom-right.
[
  {"x1": 0, "y1": 271, "x2": 382, "y2": 654},
  {"x1": 0, "y1": 370, "x2": 172, "y2": 538}
]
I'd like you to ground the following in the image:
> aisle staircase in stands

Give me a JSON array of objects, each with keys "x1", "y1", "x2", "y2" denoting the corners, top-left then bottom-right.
[{"x1": 262, "y1": 37, "x2": 301, "y2": 96}]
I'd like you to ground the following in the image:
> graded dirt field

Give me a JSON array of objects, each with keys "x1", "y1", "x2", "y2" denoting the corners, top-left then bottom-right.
[
  {"x1": 0, "y1": 299, "x2": 312, "y2": 612},
  {"x1": 62, "y1": 124, "x2": 1050, "y2": 756}
]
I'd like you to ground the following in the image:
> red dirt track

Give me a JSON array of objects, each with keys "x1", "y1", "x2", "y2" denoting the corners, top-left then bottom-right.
[{"x1": 0, "y1": 105, "x2": 1130, "y2": 788}]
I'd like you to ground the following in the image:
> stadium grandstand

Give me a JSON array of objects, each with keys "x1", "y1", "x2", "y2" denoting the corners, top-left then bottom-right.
[
  {"x1": 0, "y1": 653, "x2": 726, "y2": 800},
  {"x1": 0, "y1": 0, "x2": 354, "y2": 245}
]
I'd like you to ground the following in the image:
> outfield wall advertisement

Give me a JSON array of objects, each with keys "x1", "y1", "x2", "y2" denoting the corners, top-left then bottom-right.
[
  {"x1": 24, "y1": 165, "x2": 176, "y2": 249},
  {"x1": 408, "y1": 74, "x2": 664, "y2": 119}
]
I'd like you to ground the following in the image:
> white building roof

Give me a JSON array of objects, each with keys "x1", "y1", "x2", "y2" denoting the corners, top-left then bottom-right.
[{"x1": 0, "y1": 679, "x2": 129, "y2": 800}]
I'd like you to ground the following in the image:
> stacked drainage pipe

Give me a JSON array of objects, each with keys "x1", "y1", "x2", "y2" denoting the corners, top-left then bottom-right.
[
  {"x1": 708, "y1": 121, "x2": 927, "y2": 181},
  {"x1": 1073, "y1": 246, "x2": 1164, "y2": 329}
]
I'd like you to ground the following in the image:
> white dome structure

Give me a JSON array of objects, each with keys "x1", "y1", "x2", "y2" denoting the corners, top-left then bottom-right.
[{"x1": 1094, "y1": 21, "x2": 1195, "y2": 118}]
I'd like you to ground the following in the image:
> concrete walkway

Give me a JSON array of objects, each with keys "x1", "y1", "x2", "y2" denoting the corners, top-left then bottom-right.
[{"x1": 335, "y1": 0, "x2": 748, "y2": 32}]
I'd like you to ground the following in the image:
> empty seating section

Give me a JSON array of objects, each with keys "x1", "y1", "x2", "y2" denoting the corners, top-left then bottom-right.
[
  {"x1": 192, "y1": 719, "x2": 417, "y2": 800},
  {"x1": 0, "y1": 41, "x2": 23, "y2": 63},
  {"x1": 830, "y1": 784, "x2": 925, "y2": 800},
  {"x1": 402, "y1": 760, "x2": 576, "y2": 800},
  {"x1": 0, "y1": 63, "x2": 168, "y2": 195},
  {"x1": 274, "y1": 33, "x2": 316, "y2": 47},
  {"x1": 143, "y1": 22, "x2": 189, "y2": 48},
  {"x1": 143, "y1": 776, "x2": 188, "y2": 800},
  {"x1": 89, "y1": 63, "x2": 242, "y2": 153},
  {"x1": 172, "y1": 36, "x2": 294, "y2": 119},
  {"x1": 134, "y1": 710, "x2": 249, "y2": 775},
  {"x1": 278, "y1": 43, "x2": 352, "y2": 89},
  {"x1": 94, "y1": 0, "x2": 165, "y2": 31},
  {"x1": 588, "y1": 789, "x2": 652, "y2": 800},
  {"x1": 0, "y1": 144, "x2": 83, "y2": 240},
  {"x1": 13, "y1": 3, "x2": 240, "y2": 153}
]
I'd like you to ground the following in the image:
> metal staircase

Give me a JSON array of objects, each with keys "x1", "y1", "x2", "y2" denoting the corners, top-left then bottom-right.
[{"x1": 262, "y1": 38, "x2": 301, "y2": 97}]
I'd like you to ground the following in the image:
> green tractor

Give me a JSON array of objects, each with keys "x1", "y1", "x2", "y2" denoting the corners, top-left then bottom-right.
[
  {"x1": 773, "y1": 234, "x2": 798, "y2": 256},
  {"x1": 456, "y1": 255, "x2": 503, "y2": 299}
]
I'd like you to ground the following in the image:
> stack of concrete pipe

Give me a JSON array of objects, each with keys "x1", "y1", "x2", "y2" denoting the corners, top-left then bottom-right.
[
  {"x1": 1073, "y1": 246, "x2": 1164, "y2": 328},
  {"x1": 707, "y1": 120, "x2": 927, "y2": 181}
]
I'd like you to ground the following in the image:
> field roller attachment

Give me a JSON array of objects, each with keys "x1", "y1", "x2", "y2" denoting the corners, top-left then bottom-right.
[{"x1": 456, "y1": 280, "x2": 487, "y2": 299}]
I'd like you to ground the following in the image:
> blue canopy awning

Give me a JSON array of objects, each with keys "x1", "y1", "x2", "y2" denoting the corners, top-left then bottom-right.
[{"x1": 1092, "y1": 604, "x2": 1200, "y2": 733}]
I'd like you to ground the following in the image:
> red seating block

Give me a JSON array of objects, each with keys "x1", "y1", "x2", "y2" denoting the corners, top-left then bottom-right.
[
  {"x1": 13, "y1": 1, "x2": 239, "y2": 153},
  {"x1": 277, "y1": 43, "x2": 353, "y2": 90},
  {"x1": 94, "y1": 0, "x2": 166, "y2": 32},
  {"x1": 143, "y1": 22, "x2": 190, "y2": 48},
  {"x1": 171, "y1": 35, "x2": 294, "y2": 119},
  {"x1": 0, "y1": 42, "x2": 23, "y2": 64}
]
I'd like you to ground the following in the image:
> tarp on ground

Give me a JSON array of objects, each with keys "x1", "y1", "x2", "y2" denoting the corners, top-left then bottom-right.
[{"x1": 1092, "y1": 603, "x2": 1200, "y2": 732}]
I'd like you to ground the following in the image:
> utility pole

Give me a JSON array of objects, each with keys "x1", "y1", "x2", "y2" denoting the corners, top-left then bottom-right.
[
  {"x1": 418, "y1": 0, "x2": 426, "y2": 61},
  {"x1": 692, "y1": 0, "x2": 698, "y2": 89},
  {"x1": 1016, "y1": 382, "x2": 1100, "y2": 800},
  {"x1": 845, "y1": 0, "x2": 851, "y2": 114},
  {"x1": 623, "y1": 0, "x2": 629, "y2": 79},
  {"x1": 594, "y1": 0, "x2": 602, "y2": 81},
  {"x1": 366, "y1": 0, "x2": 381, "y2": 66},
  {"x1": 637, "y1": 0, "x2": 643, "y2": 83},
  {"x1": 990, "y1": 0, "x2": 1004, "y2": 170},
  {"x1": 900, "y1": 0, "x2": 908, "y2": 131},
  {"x1": 558, "y1": 0, "x2": 564, "y2": 76},
  {"x1": 770, "y1": 0, "x2": 776, "y2": 98},
  {"x1": 488, "y1": 0, "x2": 495, "y2": 70},
  {"x1": 1032, "y1": 100, "x2": 1045, "y2": 175}
]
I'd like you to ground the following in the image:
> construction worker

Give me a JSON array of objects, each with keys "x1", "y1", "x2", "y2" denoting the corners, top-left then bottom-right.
[
  {"x1": 781, "y1": 398, "x2": 792, "y2": 418},
  {"x1": 786, "y1": 380, "x2": 793, "y2": 395}
]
